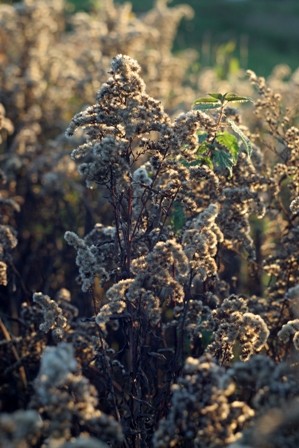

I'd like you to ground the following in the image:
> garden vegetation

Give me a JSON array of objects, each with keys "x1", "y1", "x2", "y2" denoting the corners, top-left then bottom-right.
[{"x1": 0, "y1": 1, "x2": 299, "y2": 447}]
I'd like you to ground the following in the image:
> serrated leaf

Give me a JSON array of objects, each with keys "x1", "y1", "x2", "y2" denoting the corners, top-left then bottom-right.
[
  {"x1": 215, "y1": 132, "x2": 239, "y2": 162},
  {"x1": 208, "y1": 92, "x2": 225, "y2": 101},
  {"x1": 212, "y1": 149, "x2": 236, "y2": 176},
  {"x1": 193, "y1": 97, "x2": 221, "y2": 110},
  {"x1": 171, "y1": 201, "x2": 186, "y2": 232},
  {"x1": 194, "y1": 96, "x2": 220, "y2": 104},
  {"x1": 227, "y1": 118, "x2": 253, "y2": 157},
  {"x1": 224, "y1": 93, "x2": 252, "y2": 103},
  {"x1": 193, "y1": 102, "x2": 222, "y2": 110}
]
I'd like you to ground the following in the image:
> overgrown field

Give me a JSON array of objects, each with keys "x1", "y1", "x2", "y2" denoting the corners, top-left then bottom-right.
[{"x1": 0, "y1": 1, "x2": 299, "y2": 447}]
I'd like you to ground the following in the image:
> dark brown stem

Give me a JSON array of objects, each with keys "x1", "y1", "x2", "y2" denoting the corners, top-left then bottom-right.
[{"x1": 0, "y1": 318, "x2": 27, "y2": 389}]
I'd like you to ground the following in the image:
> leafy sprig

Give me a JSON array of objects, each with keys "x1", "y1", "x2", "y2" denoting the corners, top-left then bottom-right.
[
  {"x1": 193, "y1": 92, "x2": 252, "y2": 110},
  {"x1": 172, "y1": 89, "x2": 252, "y2": 231},
  {"x1": 192, "y1": 92, "x2": 253, "y2": 176}
]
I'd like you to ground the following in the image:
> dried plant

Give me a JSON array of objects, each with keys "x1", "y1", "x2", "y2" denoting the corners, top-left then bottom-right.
[
  {"x1": 0, "y1": 1, "x2": 299, "y2": 447},
  {"x1": 61, "y1": 55, "x2": 297, "y2": 446},
  {"x1": 0, "y1": 0, "x2": 195, "y2": 301}
]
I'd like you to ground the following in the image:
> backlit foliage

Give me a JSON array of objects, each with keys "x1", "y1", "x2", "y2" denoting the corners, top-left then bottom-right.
[{"x1": 0, "y1": 1, "x2": 299, "y2": 447}]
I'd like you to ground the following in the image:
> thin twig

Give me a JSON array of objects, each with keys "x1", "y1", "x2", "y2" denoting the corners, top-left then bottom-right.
[{"x1": 0, "y1": 318, "x2": 27, "y2": 389}]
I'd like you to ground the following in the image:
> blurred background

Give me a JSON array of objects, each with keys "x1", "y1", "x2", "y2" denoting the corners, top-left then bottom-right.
[
  {"x1": 69, "y1": 0, "x2": 299, "y2": 77},
  {"x1": 3, "y1": 0, "x2": 299, "y2": 75}
]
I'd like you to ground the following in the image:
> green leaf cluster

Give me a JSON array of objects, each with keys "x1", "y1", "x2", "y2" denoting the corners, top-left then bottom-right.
[
  {"x1": 193, "y1": 92, "x2": 252, "y2": 110},
  {"x1": 190, "y1": 91, "x2": 253, "y2": 175},
  {"x1": 173, "y1": 91, "x2": 254, "y2": 231}
]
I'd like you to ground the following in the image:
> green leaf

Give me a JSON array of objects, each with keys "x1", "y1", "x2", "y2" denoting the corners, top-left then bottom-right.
[
  {"x1": 194, "y1": 96, "x2": 220, "y2": 104},
  {"x1": 227, "y1": 118, "x2": 253, "y2": 157},
  {"x1": 180, "y1": 155, "x2": 213, "y2": 170},
  {"x1": 224, "y1": 93, "x2": 252, "y2": 104},
  {"x1": 201, "y1": 329, "x2": 213, "y2": 347},
  {"x1": 208, "y1": 92, "x2": 225, "y2": 101},
  {"x1": 193, "y1": 97, "x2": 221, "y2": 110},
  {"x1": 197, "y1": 131, "x2": 209, "y2": 143},
  {"x1": 212, "y1": 149, "x2": 236, "y2": 177},
  {"x1": 171, "y1": 201, "x2": 186, "y2": 232},
  {"x1": 197, "y1": 141, "x2": 210, "y2": 155},
  {"x1": 193, "y1": 103, "x2": 222, "y2": 110},
  {"x1": 215, "y1": 132, "x2": 239, "y2": 162},
  {"x1": 197, "y1": 155, "x2": 213, "y2": 169}
]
